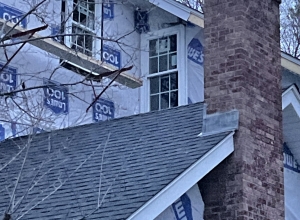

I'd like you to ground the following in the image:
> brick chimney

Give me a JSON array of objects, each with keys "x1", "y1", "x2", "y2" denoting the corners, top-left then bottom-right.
[{"x1": 199, "y1": 0, "x2": 284, "y2": 219}]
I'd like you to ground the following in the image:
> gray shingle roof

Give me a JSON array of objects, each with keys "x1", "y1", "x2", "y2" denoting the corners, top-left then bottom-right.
[{"x1": 0, "y1": 102, "x2": 229, "y2": 220}]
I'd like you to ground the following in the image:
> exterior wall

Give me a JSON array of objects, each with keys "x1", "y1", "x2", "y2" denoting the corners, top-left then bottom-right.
[
  {"x1": 156, "y1": 184, "x2": 204, "y2": 220},
  {"x1": 200, "y1": 0, "x2": 284, "y2": 219},
  {"x1": 283, "y1": 143, "x2": 300, "y2": 219},
  {"x1": 186, "y1": 24, "x2": 204, "y2": 103},
  {"x1": 0, "y1": 1, "x2": 140, "y2": 138},
  {"x1": 0, "y1": 1, "x2": 205, "y2": 140}
]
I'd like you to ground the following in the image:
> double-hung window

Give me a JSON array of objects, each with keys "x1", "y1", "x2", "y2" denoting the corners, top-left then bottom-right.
[
  {"x1": 63, "y1": 0, "x2": 96, "y2": 56},
  {"x1": 141, "y1": 25, "x2": 186, "y2": 112}
]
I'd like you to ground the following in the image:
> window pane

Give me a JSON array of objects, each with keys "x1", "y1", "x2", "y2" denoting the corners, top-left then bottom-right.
[
  {"x1": 73, "y1": 0, "x2": 78, "y2": 9},
  {"x1": 77, "y1": 35, "x2": 84, "y2": 47},
  {"x1": 80, "y1": 12, "x2": 87, "y2": 26},
  {"x1": 150, "y1": 77, "x2": 159, "y2": 94},
  {"x1": 79, "y1": 1, "x2": 87, "y2": 8},
  {"x1": 88, "y1": 12, "x2": 95, "y2": 29},
  {"x1": 170, "y1": 35, "x2": 177, "y2": 52},
  {"x1": 86, "y1": 35, "x2": 93, "y2": 51},
  {"x1": 150, "y1": 95, "x2": 159, "y2": 111},
  {"x1": 158, "y1": 37, "x2": 169, "y2": 55},
  {"x1": 88, "y1": 0, "x2": 95, "y2": 11},
  {"x1": 149, "y1": 57, "x2": 158, "y2": 74},
  {"x1": 73, "y1": 10, "x2": 79, "y2": 22},
  {"x1": 169, "y1": 53, "x2": 177, "y2": 70},
  {"x1": 161, "y1": 93, "x2": 169, "y2": 109},
  {"x1": 159, "y1": 55, "x2": 168, "y2": 72},
  {"x1": 72, "y1": 26, "x2": 77, "y2": 44},
  {"x1": 161, "y1": 75, "x2": 169, "y2": 92},
  {"x1": 149, "y1": 40, "x2": 157, "y2": 56},
  {"x1": 170, "y1": 91, "x2": 178, "y2": 107},
  {"x1": 170, "y1": 73, "x2": 178, "y2": 90}
]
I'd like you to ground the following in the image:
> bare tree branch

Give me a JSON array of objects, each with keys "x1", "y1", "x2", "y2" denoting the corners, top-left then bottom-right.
[
  {"x1": 7, "y1": 138, "x2": 32, "y2": 214},
  {"x1": 86, "y1": 65, "x2": 133, "y2": 112},
  {"x1": 0, "y1": 0, "x2": 47, "y2": 43}
]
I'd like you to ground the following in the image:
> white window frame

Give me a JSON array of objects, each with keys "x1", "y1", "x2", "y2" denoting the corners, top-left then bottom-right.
[
  {"x1": 63, "y1": 0, "x2": 101, "y2": 57},
  {"x1": 140, "y1": 25, "x2": 187, "y2": 113}
]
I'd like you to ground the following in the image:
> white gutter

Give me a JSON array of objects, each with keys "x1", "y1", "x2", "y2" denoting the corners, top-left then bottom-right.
[{"x1": 127, "y1": 131, "x2": 235, "y2": 220}]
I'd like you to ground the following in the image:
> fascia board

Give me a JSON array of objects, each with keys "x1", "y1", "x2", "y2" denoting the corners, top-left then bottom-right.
[
  {"x1": 282, "y1": 85, "x2": 300, "y2": 118},
  {"x1": 188, "y1": 13, "x2": 204, "y2": 28},
  {"x1": 0, "y1": 19, "x2": 142, "y2": 88},
  {"x1": 127, "y1": 131, "x2": 235, "y2": 220},
  {"x1": 149, "y1": 0, "x2": 204, "y2": 27},
  {"x1": 281, "y1": 52, "x2": 300, "y2": 76}
]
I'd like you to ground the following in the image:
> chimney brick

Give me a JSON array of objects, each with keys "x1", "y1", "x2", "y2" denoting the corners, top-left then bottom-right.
[{"x1": 199, "y1": 0, "x2": 284, "y2": 219}]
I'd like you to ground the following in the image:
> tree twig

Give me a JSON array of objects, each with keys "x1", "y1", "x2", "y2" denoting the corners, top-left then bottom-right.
[
  {"x1": 0, "y1": 0, "x2": 47, "y2": 43},
  {"x1": 86, "y1": 65, "x2": 133, "y2": 112}
]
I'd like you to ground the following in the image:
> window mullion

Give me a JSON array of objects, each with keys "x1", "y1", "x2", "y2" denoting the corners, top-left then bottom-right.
[
  {"x1": 159, "y1": 76, "x2": 161, "y2": 110},
  {"x1": 169, "y1": 74, "x2": 171, "y2": 108}
]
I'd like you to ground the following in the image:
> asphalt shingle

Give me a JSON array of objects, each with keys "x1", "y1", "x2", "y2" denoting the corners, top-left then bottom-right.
[{"x1": 0, "y1": 102, "x2": 229, "y2": 220}]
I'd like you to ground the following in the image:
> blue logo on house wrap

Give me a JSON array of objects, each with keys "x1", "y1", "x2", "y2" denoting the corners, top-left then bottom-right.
[
  {"x1": 0, "y1": 3, "x2": 27, "y2": 28},
  {"x1": 0, "y1": 63, "x2": 17, "y2": 94},
  {"x1": 43, "y1": 79, "x2": 69, "y2": 115},
  {"x1": 284, "y1": 143, "x2": 300, "y2": 173},
  {"x1": 102, "y1": 45, "x2": 121, "y2": 69},
  {"x1": 172, "y1": 193, "x2": 193, "y2": 220},
  {"x1": 187, "y1": 38, "x2": 204, "y2": 66},
  {"x1": 93, "y1": 98, "x2": 115, "y2": 122},
  {"x1": 103, "y1": 3, "x2": 114, "y2": 20},
  {"x1": 0, "y1": 124, "x2": 5, "y2": 141}
]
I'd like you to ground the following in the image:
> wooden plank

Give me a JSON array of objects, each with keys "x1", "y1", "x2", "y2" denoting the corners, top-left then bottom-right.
[{"x1": 0, "y1": 19, "x2": 142, "y2": 88}]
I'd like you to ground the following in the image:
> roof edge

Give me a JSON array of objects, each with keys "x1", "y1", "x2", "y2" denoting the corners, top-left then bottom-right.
[
  {"x1": 127, "y1": 131, "x2": 235, "y2": 220},
  {"x1": 281, "y1": 52, "x2": 300, "y2": 76},
  {"x1": 282, "y1": 85, "x2": 300, "y2": 118},
  {"x1": 149, "y1": 0, "x2": 204, "y2": 27}
]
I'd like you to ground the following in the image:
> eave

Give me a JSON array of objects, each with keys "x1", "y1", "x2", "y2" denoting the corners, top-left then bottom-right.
[
  {"x1": 0, "y1": 19, "x2": 142, "y2": 89},
  {"x1": 127, "y1": 131, "x2": 235, "y2": 220},
  {"x1": 281, "y1": 52, "x2": 300, "y2": 76},
  {"x1": 149, "y1": 0, "x2": 204, "y2": 27},
  {"x1": 282, "y1": 85, "x2": 300, "y2": 164},
  {"x1": 282, "y1": 84, "x2": 300, "y2": 113}
]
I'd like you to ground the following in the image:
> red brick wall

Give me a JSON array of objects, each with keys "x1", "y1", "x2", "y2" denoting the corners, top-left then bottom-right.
[{"x1": 199, "y1": 0, "x2": 284, "y2": 219}]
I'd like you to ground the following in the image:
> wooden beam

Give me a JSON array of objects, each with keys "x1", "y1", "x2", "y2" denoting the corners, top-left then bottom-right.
[{"x1": 0, "y1": 19, "x2": 142, "y2": 88}]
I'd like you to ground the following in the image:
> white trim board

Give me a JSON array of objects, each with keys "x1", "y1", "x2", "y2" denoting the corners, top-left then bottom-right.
[
  {"x1": 281, "y1": 52, "x2": 300, "y2": 76},
  {"x1": 282, "y1": 85, "x2": 300, "y2": 116},
  {"x1": 149, "y1": 0, "x2": 204, "y2": 27},
  {"x1": 127, "y1": 131, "x2": 235, "y2": 220}
]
